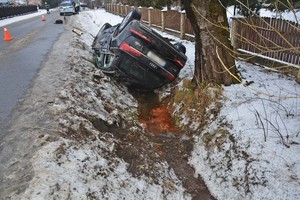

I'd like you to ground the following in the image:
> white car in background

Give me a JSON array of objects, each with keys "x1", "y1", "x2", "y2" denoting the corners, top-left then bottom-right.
[{"x1": 59, "y1": 1, "x2": 75, "y2": 16}]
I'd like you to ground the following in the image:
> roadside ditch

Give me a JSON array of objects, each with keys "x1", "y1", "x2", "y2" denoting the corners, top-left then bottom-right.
[{"x1": 116, "y1": 89, "x2": 216, "y2": 200}]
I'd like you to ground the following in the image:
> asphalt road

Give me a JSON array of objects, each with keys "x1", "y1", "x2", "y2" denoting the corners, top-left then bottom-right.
[
  {"x1": 0, "y1": 10, "x2": 66, "y2": 136},
  {"x1": 0, "y1": 10, "x2": 78, "y2": 197}
]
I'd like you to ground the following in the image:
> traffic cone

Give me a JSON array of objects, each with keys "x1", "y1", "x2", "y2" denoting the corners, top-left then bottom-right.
[
  {"x1": 42, "y1": 15, "x2": 46, "y2": 21},
  {"x1": 3, "y1": 27, "x2": 13, "y2": 41}
]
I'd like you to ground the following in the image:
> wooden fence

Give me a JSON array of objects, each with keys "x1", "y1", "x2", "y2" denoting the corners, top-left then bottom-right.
[
  {"x1": 232, "y1": 17, "x2": 300, "y2": 68},
  {"x1": 106, "y1": 4, "x2": 300, "y2": 69},
  {"x1": 105, "y1": 4, "x2": 195, "y2": 40}
]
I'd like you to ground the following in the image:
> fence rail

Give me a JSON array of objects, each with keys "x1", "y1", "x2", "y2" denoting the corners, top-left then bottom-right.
[
  {"x1": 106, "y1": 4, "x2": 194, "y2": 40},
  {"x1": 0, "y1": 5, "x2": 38, "y2": 19},
  {"x1": 232, "y1": 17, "x2": 300, "y2": 67}
]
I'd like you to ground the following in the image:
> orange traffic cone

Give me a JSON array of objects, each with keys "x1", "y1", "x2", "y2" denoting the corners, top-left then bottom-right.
[
  {"x1": 3, "y1": 27, "x2": 13, "y2": 41},
  {"x1": 42, "y1": 15, "x2": 46, "y2": 21}
]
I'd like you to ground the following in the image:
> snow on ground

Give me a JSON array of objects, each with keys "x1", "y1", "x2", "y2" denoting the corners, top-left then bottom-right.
[
  {"x1": 23, "y1": 136, "x2": 189, "y2": 200},
  {"x1": 227, "y1": 5, "x2": 300, "y2": 23},
  {"x1": 189, "y1": 61, "x2": 300, "y2": 199},
  {"x1": 6, "y1": 9, "x2": 191, "y2": 200},
  {"x1": 259, "y1": 8, "x2": 300, "y2": 23},
  {"x1": 2, "y1": 7, "x2": 300, "y2": 200},
  {"x1": 0, "y1": 9, "x2": 46, "y2": 28}
]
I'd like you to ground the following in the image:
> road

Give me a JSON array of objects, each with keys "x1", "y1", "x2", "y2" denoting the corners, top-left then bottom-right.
[
  {"x1": 0, "y1": 10, "x2": 76, "y2": 197},
  {"x1": 0, "y1": 10, "x2": 65, "y2": 136}
]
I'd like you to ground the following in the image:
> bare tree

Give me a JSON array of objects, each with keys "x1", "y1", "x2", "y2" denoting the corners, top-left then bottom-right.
[{"x1": 182, "y1": 0, "x2": 240, "y2": 86}]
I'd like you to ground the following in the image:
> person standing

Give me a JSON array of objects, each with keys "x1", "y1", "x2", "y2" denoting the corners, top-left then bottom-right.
[{"x1": 75, "y1": 2, "x2": 80, "y2": 14}]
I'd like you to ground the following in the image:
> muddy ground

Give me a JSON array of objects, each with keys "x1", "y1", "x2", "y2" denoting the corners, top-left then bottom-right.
[{"x1": 117, "y1": 90, "x2": 215, "y2": 199}]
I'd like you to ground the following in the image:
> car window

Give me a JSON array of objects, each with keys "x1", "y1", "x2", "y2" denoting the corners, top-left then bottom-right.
[
  {"x1": 61, "y1": 3, "x2": 71, "y2": 6},
  {"x1": 97, "y1": 54, "x2": 115, "y2": 68}
]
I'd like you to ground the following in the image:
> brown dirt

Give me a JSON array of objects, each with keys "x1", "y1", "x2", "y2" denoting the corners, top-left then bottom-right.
[{"x1": 114, "y1": 91, "x2": 216, "y2": 200}]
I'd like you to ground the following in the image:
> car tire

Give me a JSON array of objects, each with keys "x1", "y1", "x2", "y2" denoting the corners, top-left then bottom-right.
[
  {"x1": 117, "y1": 8, "x2": 141, "y2": 33},
  {"x1": 174, "y1": 42, "x2": 186, "y2": 55}
]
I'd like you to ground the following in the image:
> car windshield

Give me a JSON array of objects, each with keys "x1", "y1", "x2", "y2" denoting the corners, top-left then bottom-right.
[{"x1": 61, "y1": 3, "x2": 71, "y2": 6}]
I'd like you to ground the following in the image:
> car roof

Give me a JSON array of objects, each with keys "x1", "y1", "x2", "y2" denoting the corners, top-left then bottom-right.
[{"x1": 60, "y1": 1, "x2": 72, "y2": 5}]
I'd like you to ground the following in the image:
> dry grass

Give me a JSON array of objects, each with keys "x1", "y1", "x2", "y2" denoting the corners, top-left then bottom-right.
[{"x1": 171, "y1": 79, "x2": 224, "y2": 131}]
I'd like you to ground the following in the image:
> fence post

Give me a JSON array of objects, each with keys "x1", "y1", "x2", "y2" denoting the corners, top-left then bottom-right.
[
  {"x1": 180, "y1": 10, "x2": 185, "y2": 39},
  {"x1": 125, "y1": 5, "x2": 129, "y2": 15},
  {"x1": 148, "y1": 7, "x2": 153, "y2": 27},
  {"x1": 231, "y1": 17, "x2": 239, "y2": 49},
  {"x1": 231, "y1": 17, "x2": 236, "y2": 48},
  {"x1": 138, "y1": 6, "x2": 142, "y2": 14},
  {"x1": 117, "y1": 4, "x2": 120, "y2": 15},
  {"x1": 161, "y1": 10, "x2": 166, "y2": 32},
  {"x1": 120, "y1": 5, "x2": 123, "y2": 16},
  {"x1": 297, "y1": 70, "x2": 300, "y2": 84}
]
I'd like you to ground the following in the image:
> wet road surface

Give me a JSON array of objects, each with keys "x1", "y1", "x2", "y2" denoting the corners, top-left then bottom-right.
[
  {"x1": 0, "y1": 10, "x2": 66, "y2": 136},
  {"x1": 0, "y1": 11, "x2": 76, "y2": 197}
]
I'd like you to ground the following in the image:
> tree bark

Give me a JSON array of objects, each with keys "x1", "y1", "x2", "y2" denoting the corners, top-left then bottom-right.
[{"x1": 182, "y1": 0, "x2": 239, "y2": 86}]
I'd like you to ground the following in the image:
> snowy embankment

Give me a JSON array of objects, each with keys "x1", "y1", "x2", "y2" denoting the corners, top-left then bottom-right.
[
  {"x1": 4, "y1": 8, "x2": 299, "y2": 200},
  {"x1": 189, "y1": 61, "x2": 300, "y2": 199},
  {"x1": 187, "y1": 7, "x2": 300, "y2": 200},
  {"x1": 14, "y1": 10, "x2": 191, "y2": 200},
  {"x1": 60, "y1": 9, "x2": 300, "y2": 200}
]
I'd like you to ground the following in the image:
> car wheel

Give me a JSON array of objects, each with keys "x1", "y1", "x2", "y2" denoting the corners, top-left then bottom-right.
[
  {"x1": 117, "y1": 8, "x2": 141, "y2": 33},
  {"x1": 174, "y1": 42, "x2": 186, "y2": 55}
]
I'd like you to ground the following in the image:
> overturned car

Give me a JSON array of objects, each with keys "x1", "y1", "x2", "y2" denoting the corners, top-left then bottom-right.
[{"x1": 92, "y1": 8, "x2": 187, "y2": 91}]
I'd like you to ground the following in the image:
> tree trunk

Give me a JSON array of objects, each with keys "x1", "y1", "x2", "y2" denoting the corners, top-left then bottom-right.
[{"x1": 182, "y1": 0, "x2": 239, "y2": 86}]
